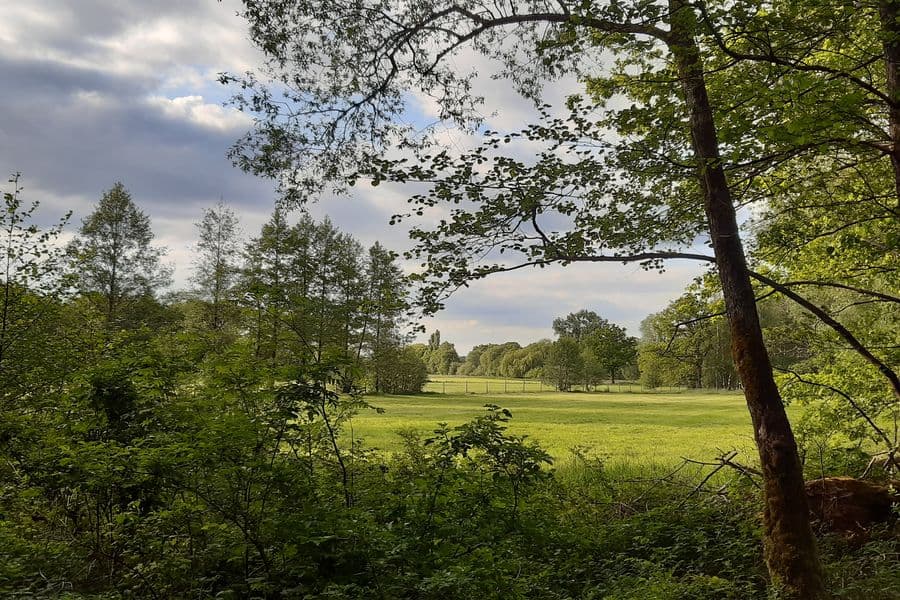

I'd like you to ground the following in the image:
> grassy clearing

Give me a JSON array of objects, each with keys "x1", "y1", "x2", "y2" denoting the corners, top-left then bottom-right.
[{"x1": 352, "y1": 388, "x2": 759, "y2": 466}]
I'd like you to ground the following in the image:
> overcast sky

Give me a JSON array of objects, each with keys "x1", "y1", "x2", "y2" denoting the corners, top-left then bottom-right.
[{"x1": 0, "y1": 0, "x2": 706, "y2": 354}]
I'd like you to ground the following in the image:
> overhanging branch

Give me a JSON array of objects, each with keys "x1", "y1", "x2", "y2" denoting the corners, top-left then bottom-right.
[{"x1": 749, "y1": 270, "x2": 900, "y2": 400}]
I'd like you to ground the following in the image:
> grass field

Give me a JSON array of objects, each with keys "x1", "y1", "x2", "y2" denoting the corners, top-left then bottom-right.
[{"x1": 351, "y1": 387, "x2": 760, "y2": 467}]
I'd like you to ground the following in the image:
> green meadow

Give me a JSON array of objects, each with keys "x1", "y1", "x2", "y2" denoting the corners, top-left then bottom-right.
[{"x1": 352, "y1": 385, "x2": 760, "y2": 465}]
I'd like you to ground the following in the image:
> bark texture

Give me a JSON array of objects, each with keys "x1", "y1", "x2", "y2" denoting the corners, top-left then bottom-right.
[
  {"x1": 879, "y1": 0, "x2": 900, "y2": 203},
  {"x1": 667, "y1": 2, "x2": 824, "y2": 597}
]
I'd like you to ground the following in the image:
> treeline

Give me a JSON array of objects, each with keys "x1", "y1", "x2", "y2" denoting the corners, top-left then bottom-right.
[
  {"x1": 227, "y1": 207, "x2": 424, "y2": 393},
  {"x1": 0, "y1": 181, "x2": 426, "y2": 400},
  {"x1": 416, "y1": 280, "x2": 888, "y2": 404},
  {"x1": 411, "y1": 311, "x2": 639, "y2": 391}
]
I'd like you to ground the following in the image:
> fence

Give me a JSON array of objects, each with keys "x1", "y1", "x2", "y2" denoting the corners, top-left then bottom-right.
[{"x1": 423, "y1": 377, "x2": 688, "y2": 395}]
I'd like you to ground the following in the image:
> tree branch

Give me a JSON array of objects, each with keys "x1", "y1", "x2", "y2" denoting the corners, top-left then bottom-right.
[
  {"x1": 778, "y1": 280, "x2": 900, "y2": 304},
  {"x1": 777, "y1": 366, "x2": 900, "y2": 471},
  {"x1": 749, "y1": 270, "x2": 900, "y2": 400}
]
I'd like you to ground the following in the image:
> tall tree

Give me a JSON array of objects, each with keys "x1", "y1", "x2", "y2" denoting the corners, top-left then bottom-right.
[
  {"x1": 0, "y1": 174, "x2": 71, "y2": 402},
  {"x1": 363, "y1": 242, "x2": 411, "y2": 391},
  {"x1": 68, "y1": 183, "x2": 171, "y2": 328},
  {"x1": 241, "y1": 209, "x2": 291, "y2": 362},
  {"x1": 428, "y1": 330, "x2": 441, "y2": 351},
  {"x1": 192, "y1": 201, "x2": 242, "y2": 332},
  {"x1": 227, "y1": 2, "x2": 832, "y2": 593}
]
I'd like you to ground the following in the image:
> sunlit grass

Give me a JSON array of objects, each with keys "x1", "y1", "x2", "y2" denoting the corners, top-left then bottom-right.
[{"x1": 351, "y1": 386, "x2": 760, "y2": 467}]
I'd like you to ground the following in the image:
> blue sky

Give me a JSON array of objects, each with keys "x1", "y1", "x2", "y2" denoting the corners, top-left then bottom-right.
[{"x1": 0, "y1": 0, "x2": 706, "y2": 353}]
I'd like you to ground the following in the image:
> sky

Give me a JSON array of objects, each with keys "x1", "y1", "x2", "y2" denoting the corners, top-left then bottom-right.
[{"x1": 0, "y1": 0, "x2": 707, "y2": 354}]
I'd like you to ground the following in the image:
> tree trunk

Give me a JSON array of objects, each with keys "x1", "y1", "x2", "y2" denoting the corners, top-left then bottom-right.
[
  {"x1": 879, "y1": 0, "x2": 900, "y2": 203},
  {"x1": 667, "y1": 2, "x2": 824, "y2": 597},
  {"x1": 695, "y1": 358, "x2": 703, "y2": 389}
]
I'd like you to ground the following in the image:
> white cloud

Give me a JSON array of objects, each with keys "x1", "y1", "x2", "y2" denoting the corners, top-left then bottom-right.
[{"x1": 147, "y1": 95, "x2": 252, "y2": 132}]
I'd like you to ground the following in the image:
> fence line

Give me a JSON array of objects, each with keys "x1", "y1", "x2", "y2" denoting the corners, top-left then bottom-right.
[{"x1": 423, "y1": 378, "x2": 689, "y2": 395}]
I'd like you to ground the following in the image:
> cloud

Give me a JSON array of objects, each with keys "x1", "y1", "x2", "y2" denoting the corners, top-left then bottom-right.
[
  {"x1": 0, "y1": 0, "x2": 277, "y2": 289},
  {"x1": 147, "y1": 95, "x2": 253, "y2": 132}
]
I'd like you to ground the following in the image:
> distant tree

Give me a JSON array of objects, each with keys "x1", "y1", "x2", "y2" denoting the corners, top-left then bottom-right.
[
  {"x1": 192, "y1": 201, "x2": 241, "y2": 332},
  {"x1": 406, "y1": 343, "x2": 428, "y2": 359},
  {"x1": 552, "y1": 310, "x2": 610, "y2": 342},
  {"x1": 372, "y1": 346, "x2": 427, "y2": 394},
  {"x1": 579, "y1": 346, "x2": 605, "y2": 390},
  {"x1": 68, "y1": 183, "x2": 171, "y2": 328},
  {"x1": 425, "y1": 341, "x2": 461, "y2": 375},
  {"x1": 582, "y1": 325, "x2": 637, "y2": 384},
  {"x1": 457, "y1": 344, "x2": 489, "y2": 376},
  {"x1": 639, "y1": 290, "x2": 735, "y2": 389},
  {"x1": 428, "y1": 330, "x2": 441, "y2": 351},
  {"x1": 552, "y1": 311, "x2": 636, "y2": 385},
  {"x1": 498, "y1": 346, "x2": 533, "y2": 379},
  {"x1": 479, "y1": 342, "x2": 521, "y2": 376},
  {"x1": 543, "y1": 338, "x2": 583, "y2": 392},
  {"x1": 519, "y1": 340, "x2": 552, "y2": 379}
]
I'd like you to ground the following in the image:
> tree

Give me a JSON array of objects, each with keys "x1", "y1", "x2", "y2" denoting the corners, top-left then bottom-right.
[
  {"x1": 428, "y1": 330, "x2": 441, "y2": 351},
  {"x1": 552, "y1": 310, "x2": 610, "y2": 342},
  {"x1": 227, "y1": 1, "x2": 831, "y2": 593},
  {"x1": 68, "y1": 183, "x2": 171, "y2": 328},
  {"x1": 192, "y1": 201, "x2": 242, "y2": 333},
  {"x1": 479, "y1": 342, "x2": 521, "y2": 376},
  {"x1": 498, "y1": 342, "x2": 550, "y2": 378},
  {"x1": 581, "y1": 325, "x2": 637, "y2": 384},
  {"x1": 553, "y1": 311, "x2": 636, "y2": 384},
  {"x1": 457, "y1": 345, "x2": 486, "y2": 376},
  {"x1": 363, "y1": 242, "x2": 412, "y2": 390},
  {"x1": 419, "y1": 329, "x2": 462, "y2": 374},
  {"x1": 749, "y1": 161, "x2": 900, "y2": 471},
  {"x1": 371, "y1": 346, "x2": 428, "y2": 394},
  {"x1": 639, "y1": 291, "x2": 734, "y2": 389},
  {"x1": 428, "y1": 341, "x2": 462, "y2": 374},
  {"x1": 241, "y1": 208, "x2": 290, "y2": 362},
  {"x1": 543, "y1": 337, "x2": 583, "y2": 392},
  {"x1": 0, "y1": 174, "x2": 71, "y2": 402}
]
